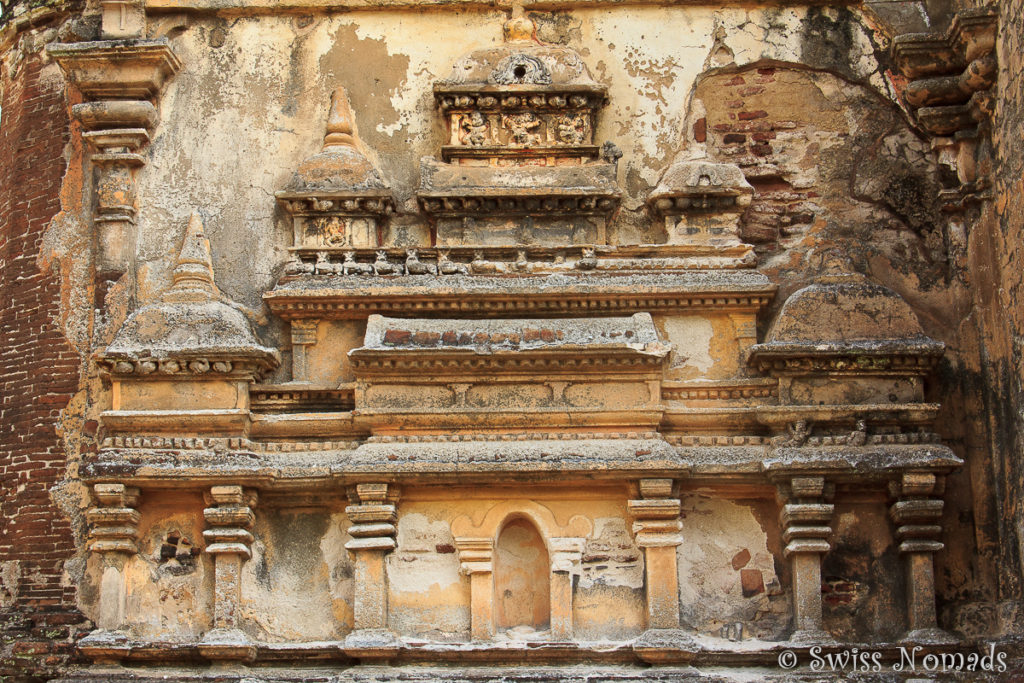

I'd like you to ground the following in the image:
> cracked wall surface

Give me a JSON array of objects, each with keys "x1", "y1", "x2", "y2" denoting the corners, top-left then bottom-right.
[{"x1": 1, "y1": 0, "x2": 1023, "y2": 679}]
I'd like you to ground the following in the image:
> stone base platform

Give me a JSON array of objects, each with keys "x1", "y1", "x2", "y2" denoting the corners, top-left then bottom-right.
[{"x1": 54, "y1": 636, "x2": 1024, "y2": 681}]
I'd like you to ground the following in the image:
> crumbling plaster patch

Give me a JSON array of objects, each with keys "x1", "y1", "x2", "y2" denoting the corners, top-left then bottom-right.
[{"x1": 677, "y1": 495, "x2": 787, "y2": 639}]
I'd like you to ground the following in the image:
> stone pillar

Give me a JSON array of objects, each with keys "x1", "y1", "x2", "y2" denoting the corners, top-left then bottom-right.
[
  {"x1": 344, "y1": 483, "x2": 399, "y2": 654},
  {"x1": 81, "y1": 483, "x2": 140, "y2": 655},
  {"x1": 549, "y1": 537, "x2": 584, "y2": 641},
  {"x1": 890, "y1": 472, "x2": 954, "y2": 643},
  {"x1": 455, "y1": 538, "x2": 495, "y2": 641},
  {"x1": 629, "y1": 479, "x2": 697, "y2": 657},
  {"x1": 779, "y1": 476, "x2": 834, "y2": 642},
  {"x1": 290, "y1": 319, "x2": 319, "y2": 383},
  {"x1": 86, "y1": 127, "x2": 149, "y2": 284},
  {"x1": 47, "y1": 41, "x2": 182, "y2": 311},
  {"x1": 628, "y1": 479, "x2": 683, "y2": 630},
  {"x1": 199, "y1": 485, "x2": 257, "y2": 661}
]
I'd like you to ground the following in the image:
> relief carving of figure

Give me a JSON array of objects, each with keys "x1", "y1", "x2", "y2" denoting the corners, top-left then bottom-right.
[
  {"x1": 502, "y1": 112, "x2": 542, "y2": 146},
  {"x1": 555, "y1": 113, "x2": 588, "y2": 145},
  {"x1": 459, "y1": 111, "x2": 490, "y2": 146},
  {"x1": 312, "y1": 216, "x2": 349, "y2": 247}
]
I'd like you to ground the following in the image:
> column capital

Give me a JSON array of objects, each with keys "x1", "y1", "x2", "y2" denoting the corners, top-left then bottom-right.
[
  {"x1": 202, "y1": 485, "x2": 257, "y2": 559},
  {"x1": 87, "y1": 483, "x2": 141, "y2": 555},
  {"x1": 454, "y1": 537, "x2": 494, "y2": 575}
]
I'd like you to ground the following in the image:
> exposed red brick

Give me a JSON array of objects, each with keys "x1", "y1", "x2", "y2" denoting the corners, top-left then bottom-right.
[
  {"x1": 731, "y1": 548, "x2": 751, "y2": 570},
  {"x1": 0, "y1": 38, "x2": 89, "y2": 683},
  {"x1": 383, "y1": 329, "x2": 412, "y2": 345},
  {"x1": 738, "y1": 110, "x2": 768, "y2": 121},
  {"x1": 693, "y1": 117, "x2": 706, "y2": 143},
  {"x1": 412, "y1": 331, "x2": 441, "y2": 346},
  {"x1": 740, "y1": 569, "x2": 764, "y2": 597}
]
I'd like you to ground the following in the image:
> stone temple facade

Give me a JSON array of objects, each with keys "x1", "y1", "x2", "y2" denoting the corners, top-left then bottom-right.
[{"x1": 1, "y1": 0, "x2": 1023, "y2": 679}]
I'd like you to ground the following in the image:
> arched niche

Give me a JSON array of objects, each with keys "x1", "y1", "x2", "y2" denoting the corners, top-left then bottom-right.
[
  {"x1": 452, "y1": 500, "x2": 588, "y2": 641},
  {"x1": 493, "y1": 517, "x2": 550, "y2": 632}
]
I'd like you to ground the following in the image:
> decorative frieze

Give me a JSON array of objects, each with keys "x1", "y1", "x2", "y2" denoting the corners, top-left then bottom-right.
[
  {"x1": 280, "y1": 243, "x2": 756, "y2": 279},
  {"x1": 417, "y1": 13, "x2": 621, "y2": 245}
]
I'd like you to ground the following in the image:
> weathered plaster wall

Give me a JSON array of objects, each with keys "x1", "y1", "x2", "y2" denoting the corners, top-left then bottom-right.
[
  {"x1": 242, "y1": 507, "x2": 354, "y2": 641},
  {"x1": 676, "y1": 495, "x2": 788, "y2": 640},
  {"x1": 134, "y1": 6, "x2": 896, "y2": 321},
  {"x1": 2, "y1": 0, "x2": 1024, "y2": 677}
]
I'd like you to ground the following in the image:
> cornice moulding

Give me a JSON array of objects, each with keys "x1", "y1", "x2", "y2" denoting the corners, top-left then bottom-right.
[{"x1": 47, "y1": 39, "x2": 183, "y2": 100}]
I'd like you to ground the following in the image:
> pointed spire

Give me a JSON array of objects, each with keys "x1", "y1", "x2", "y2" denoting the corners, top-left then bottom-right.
[
  {"x1": 164, "y1": 211, "x2": 219, "y2": 303},
  {"x1": 503, "y1": 4, "x2": 536, "y2": 43},
  {"x1": 323, "y1": 87, "x2": 356, "y2": 150}
]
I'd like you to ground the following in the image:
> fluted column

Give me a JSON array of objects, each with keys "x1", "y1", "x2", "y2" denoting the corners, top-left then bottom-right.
[
  {"x1": 199, "y1": 485, "x2": 257, "y2": 661},
  {"x1": 344, "y1": 483, "x2": 399, "y2": 653},
  {"x1": 779, "y1": 476, "x2": 834, "y2": 642},
  {"x1": 890, "y1": 472, "x2": 954, "y2": 643}
]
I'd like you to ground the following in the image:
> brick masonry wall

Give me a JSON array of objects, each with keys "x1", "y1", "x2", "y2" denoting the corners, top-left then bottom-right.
[
  {"x1": 699, "y1": 68, "x2": 821, "y2": 247},
  {"x1": 987, "y1": 0, "x2": 1024, "y2": 615},
  {"x1": 0, "y1": 36, "x2": 90, "y2": 681}
]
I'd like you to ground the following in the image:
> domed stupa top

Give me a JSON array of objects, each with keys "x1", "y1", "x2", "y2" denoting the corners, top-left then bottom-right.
[
  {"x1": 439, "y1": 12, "x2": 601, "y2": 89},
  {"x1": 749, "y1": 255, "x2": 945, "y2": 373},
  {"x1": 285, "y1": 87, "x2": 387, "y2": 193},
  {"x1": 100, "y1": 212, "x2": 279, "y2": 378}
]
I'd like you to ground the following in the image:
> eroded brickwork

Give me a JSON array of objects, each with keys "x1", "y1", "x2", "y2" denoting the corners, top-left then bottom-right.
[{"x1": 0, "y1": 35, "x2": 90, "y2": 682}]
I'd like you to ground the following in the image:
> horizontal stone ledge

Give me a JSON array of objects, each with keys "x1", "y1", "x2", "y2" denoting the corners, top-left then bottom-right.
[
  {"x1": 144, "y1": 0, "x2": 857, "y2": 13},
  {"x1": 67, "y1": 635, "x2": 996, "y2": 673},
  {"x1": 79, "y1": 447, "x2": 964, "y2": 492}
]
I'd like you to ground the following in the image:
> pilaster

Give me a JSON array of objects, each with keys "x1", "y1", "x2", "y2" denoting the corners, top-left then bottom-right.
[
  {"x1": 627, "y1": 479, "x2": 691, "y2": 638},
  {"x1": 47, "y1": 38, "x2": 182, "y2": 309},
  {"x1": 548, "y1": 537, "x2": 584, "y2": 641},
  {"x1": 889, "y1": 472, "x2": 955, "y2": 643},
  {"x1": 344, "y1": 483, "x2": 400, "y2": 655},
  {"x1": 290, "y1": 319, "x2": 319, "y2": 383},
  {"x1": 199, "y1": 485, "x2": 258, "y2": 661},
  {"x1": 454, "y1": 537, "x2": 495, "y2": 642},
  {"x1": 778, "y1": 476, "x2": 834, "y2": 642},
  {"x1": 79, "y1": 483, "x2": 140, "y2": 662}
]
